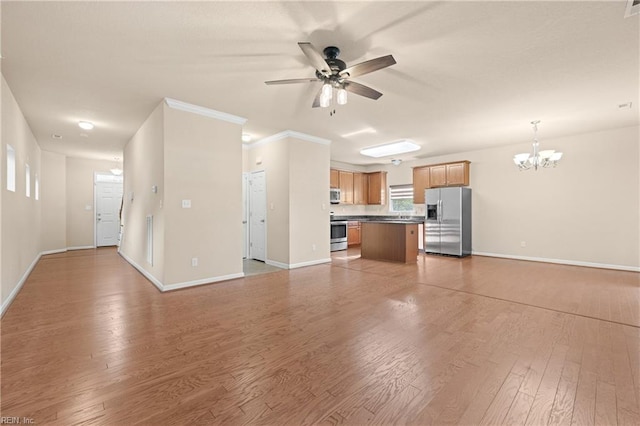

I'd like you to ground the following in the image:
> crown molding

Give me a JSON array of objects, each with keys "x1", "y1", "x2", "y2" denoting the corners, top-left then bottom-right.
[
  {"x1": 164, "y1": 98, "x2": 247, "y2": 125},
  {"x1": 248, "y1": 130, "x2": 331, "y2": 149}
]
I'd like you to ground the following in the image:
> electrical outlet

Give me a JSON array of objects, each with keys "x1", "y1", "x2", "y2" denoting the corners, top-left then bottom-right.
[
  {"x1": 191, "y1": 257, "x2": 198, "y2": 267},
  {"x1": 520, "y1": 241, "x2": 527, "y2": 247},
  {"x1": 312, "y1": 244, "x2": 316, "y2": 251}
]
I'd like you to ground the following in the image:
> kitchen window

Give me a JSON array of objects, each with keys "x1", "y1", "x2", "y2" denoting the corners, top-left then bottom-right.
[{"x1": 389, "y1": 184, "x2": 414, "y2": 212}]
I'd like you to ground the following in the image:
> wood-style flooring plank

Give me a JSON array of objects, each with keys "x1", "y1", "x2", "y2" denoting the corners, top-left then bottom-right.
[{"x1": 1, "y1": 247, "x2": 638, "y2": 425}]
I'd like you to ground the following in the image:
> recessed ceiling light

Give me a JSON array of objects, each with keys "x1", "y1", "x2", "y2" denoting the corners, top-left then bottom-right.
[
  {"x1": 51, "y1": 134, "x2": 62, "y2": 139},
  {"x1": 78, "y1": 121, "x2": 94, "y2": 130},
  {"x1": 360, "y1": 139, "x2": 420, "y2": 158},
  {"x1": 242, "y1": 133, "x2": 252, "y2": 142}
]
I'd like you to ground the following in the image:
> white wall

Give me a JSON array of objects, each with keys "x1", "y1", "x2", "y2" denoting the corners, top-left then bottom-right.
[
  {"x1": 247, "y1": 132, "x2": 331, "y2": 268},
  {"x1": 66, "y1": 157, "x2": 114, "y2": 248},
  {"x1": 1, "y1": 75, "x2": 42, "y2": 311},
  {"x1": 162, "y1": 103, "x2": 244, "y2": 286},
  {"x1": 40, "y1": 151, "x2": 66, "y2": 252},
  {"x1": 121, "y1": 102, "x2": 166, "y2": 284},
  {"x1": 120, "y1": 99, "x2": 245, "y2": 289}
]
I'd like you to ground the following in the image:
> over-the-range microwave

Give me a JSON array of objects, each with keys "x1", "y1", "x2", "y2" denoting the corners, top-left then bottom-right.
[{"x1": 330, "y1": 188, "x2": 340, "y2": 204}]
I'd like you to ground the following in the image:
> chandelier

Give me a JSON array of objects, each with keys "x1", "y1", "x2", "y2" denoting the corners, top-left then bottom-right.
[{"x1": 513, "y1": 120, "x2": 563, "y2": 171}]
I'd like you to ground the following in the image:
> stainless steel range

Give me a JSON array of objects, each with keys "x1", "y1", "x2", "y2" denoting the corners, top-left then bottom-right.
[{"x1": 330, "y1": 220, "x2": 348, "y2": 251}]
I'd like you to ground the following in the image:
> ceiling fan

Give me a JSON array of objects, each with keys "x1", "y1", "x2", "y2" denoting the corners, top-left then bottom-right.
[{"x1": 265, "y1": 42, "x2": 396, "y2": 109}]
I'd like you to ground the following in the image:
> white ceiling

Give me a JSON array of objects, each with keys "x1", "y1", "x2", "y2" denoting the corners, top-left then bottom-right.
[{"x1": 2, "y1": 1, "x2": 638, "y2": 166}]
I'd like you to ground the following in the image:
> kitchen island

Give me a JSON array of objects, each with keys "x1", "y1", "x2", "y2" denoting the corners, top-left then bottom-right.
[{"x1": 360, "y1": 221, "x2": 419, "y2": 263}]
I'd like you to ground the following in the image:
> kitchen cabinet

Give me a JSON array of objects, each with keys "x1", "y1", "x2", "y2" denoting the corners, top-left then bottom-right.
[
  {"x1": 353, "y1": 172, "x2": 368, "y2": 205},
  {"x1": 412, "y1": 166, "x2": 431, "y2": 204},
  {"x1": 361, "y1": 221, "x2": 418, "y2": 263},
  {"x1": 330, "y1": 169, "x2": 340, "y2": 188},
  {"x1": 445, "y1": 161, "x2": 470, "y2": 186},
  {"x1": 429, "y1": 165, "x2": 447, "y2": 187},
  {"x1": 339, "y1": 170, "x2": 354, "y2": 204},
  {"x1": 413, "y1": 161, "x2": 470, "y2": 198},
  {"x1": 347, "y1": 221, "x2": 361, "y2": 246},
  {"x1": 367, "y1": 171, "x2": 387, "y2": 205}
]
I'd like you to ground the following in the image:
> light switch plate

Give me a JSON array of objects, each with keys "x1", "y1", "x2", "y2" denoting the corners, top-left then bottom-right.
[{"x1": 182, "y1": 199, "x2": 191, "y2": 208}]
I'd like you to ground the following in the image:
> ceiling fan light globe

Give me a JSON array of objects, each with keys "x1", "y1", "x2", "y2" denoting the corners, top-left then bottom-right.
[
  {"x1": 321, "y1": 83, "x2": 333, "y2": 99},
  {"x1": 337, "y1": 88, "x2": 347, "y2": 105},
  {"x1": 319, "y1": 94, "x2": 331, "y2": 108}
]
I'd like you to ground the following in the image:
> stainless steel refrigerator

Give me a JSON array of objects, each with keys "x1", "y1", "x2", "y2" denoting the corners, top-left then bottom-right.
[{"x1": 425, "y1": 187, "x2": 472, "y2": 257}]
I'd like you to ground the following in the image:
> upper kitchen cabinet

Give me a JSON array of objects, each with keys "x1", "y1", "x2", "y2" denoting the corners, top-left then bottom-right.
[
  {"x1": 412, "y1": 166, "x2": 431, "y2": 204},
  {"x1": 367, "y1": 171, "x2": 387, "y2": 205},
  {"x1": 339, "y1": 170, "x2": 354, "y2": 204},
  {"x1": 429, "y1": 165, "x2": 447, "y2": 187},
  {"x1": 445, "y1": 161, "x2": 470, "y2": 186},
  {"x1": 330, "y1": 169, "x2": 340, "y2": 189},
  {"x1": 353, "y1": 172, "x2": 368, "y2": 205},
  {"x1": 413, "y1": 161, "x2": 470, "y2": 201}
]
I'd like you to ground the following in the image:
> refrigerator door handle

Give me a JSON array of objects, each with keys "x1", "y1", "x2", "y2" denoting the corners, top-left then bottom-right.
[{"x1": 438, "y1": 200, "x2": 442, "y2": 222}]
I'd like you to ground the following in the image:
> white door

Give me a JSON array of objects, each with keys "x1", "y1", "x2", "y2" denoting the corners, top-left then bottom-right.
[
  {"x1": 249, "y1": 170, "x2": 266, "y2": 261},
  {"x1": 96, "y1": 180, "x2": 124, "y2": 247},
  {"x1": 242, "y1": 173, "x2": 249, "y2": 259}
]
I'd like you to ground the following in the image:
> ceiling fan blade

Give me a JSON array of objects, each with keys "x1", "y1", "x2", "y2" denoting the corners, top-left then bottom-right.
[
  {"x1": 343, "y1": 81, "x2": 383, "y2": 100},
  {"x1": 312, "y1": 86, "x2": 323, "y2": 108},
  {"x1": 265, "y1": 78, "x2": 319, "y2": 85},
  {"x1": 339, "y1": 55, "x2": 396, "y2": 78},
  {"x1": 298, "y1": 42, "x2": 332, "y2": 77}
]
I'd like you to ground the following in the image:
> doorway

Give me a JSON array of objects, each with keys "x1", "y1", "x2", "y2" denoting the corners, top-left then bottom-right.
[
  {"x1": 248, "y1": 170, "x2": 266, "y2": 261},
  {"x1": 95, "y1": 173, "x2": 124, "y2": 247}
]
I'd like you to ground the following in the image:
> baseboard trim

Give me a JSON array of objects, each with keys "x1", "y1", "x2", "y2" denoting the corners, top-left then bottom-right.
[
  {"x1": 472, "y1": 251, "x2": 640, "y2": 272},
  {"x1": 117, "y1": 251, "x2": 164, "y2": 292},
  {"x1": 289, "y1": 258, "x2": 332, "y2": 269},
  {"x1": 40, "y1": 248, "x2": 68, "y2": 256},
  {"x1": 118, "y1": 251, "x2": 244, "y2": 292},
  {"x1": 266, "y1": 259, "x2": 289, "y2": 269},
  {"x1": 163, "y1": 273, "x2": 245, "y2": 292},
  {"x1": 67, "y1": 245, "x2": 95, "y2": 251},
  {"x1": 1, "y1": 252, "x2": 41, "y2": 317},
  {"x1": 266, "y1": 258, "x2": 332, "y2": 270}
]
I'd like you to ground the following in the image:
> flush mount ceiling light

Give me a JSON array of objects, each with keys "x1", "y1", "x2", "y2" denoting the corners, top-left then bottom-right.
[
  {"x1": 78, "y1": 121, "x2": 94, "y2": 130},
  {"x1": 110, "y1": 157, "x2": 123, "y2": 176},
  {"x1": 513, "y1": 120, "x2": 563, "y2": 171},
  {"x1": 360, "y1": 139, "x2": 420, "y2": 158},
  {"x1": 242, "y1": 133, "x2": 252, "y2": 143}
]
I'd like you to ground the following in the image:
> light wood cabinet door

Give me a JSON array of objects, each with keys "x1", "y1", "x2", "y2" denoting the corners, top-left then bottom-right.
[
  {"x1": 339, "y1": 171, "x2": 354, "y2": 204},
  {"x1": 412, "y1": 166, "x2": 430, "y2": 204},
  {"x1": 330, "y1": 169, "x2": 340, "y2": 189},
  {"x1": 353, "y1": 172, "x2": 368, "y2": 205},
  {"x1": 367, "y1": 171, "x2": 387, "y2": 205},
  {"x1": 429, "y1": 165, "x2": 447, "y2": 187},
  {"x1": 446, "y1": 162, "x2": 470, "y2": 186},
  {"x1": 348, "y1": 222, "x2": 361, "y2": 246}
]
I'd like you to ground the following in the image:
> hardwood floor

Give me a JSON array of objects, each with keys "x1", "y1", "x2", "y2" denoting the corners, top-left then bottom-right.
[{"x1": 1, "y1": 247, "x2": 638, "y2": 425}]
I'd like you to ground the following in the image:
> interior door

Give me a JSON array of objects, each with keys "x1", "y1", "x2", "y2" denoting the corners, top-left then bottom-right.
[
  {"x1": 424, "y1": 188, "x2": 440, "y2": 254},
  {"x1": 440, "y1": 187, "x2": 462, "y2": 256},
  {"x1": 242, "y1": 173, "x2": 249, "y2": 259},
  {"x1": 96, "y1": 180, "x2": 124, "y2": 247},
  {"x1": 249, "y1": 170, "x2": 266, "y2": 261}
]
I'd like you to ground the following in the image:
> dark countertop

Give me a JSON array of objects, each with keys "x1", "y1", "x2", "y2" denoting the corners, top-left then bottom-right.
[
  {"x1": 331, "y1": 215, "x2": 424, "y2": 224},
  {"x1": 363, "y1": 220, "x2": 423, "y2": 225}
]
